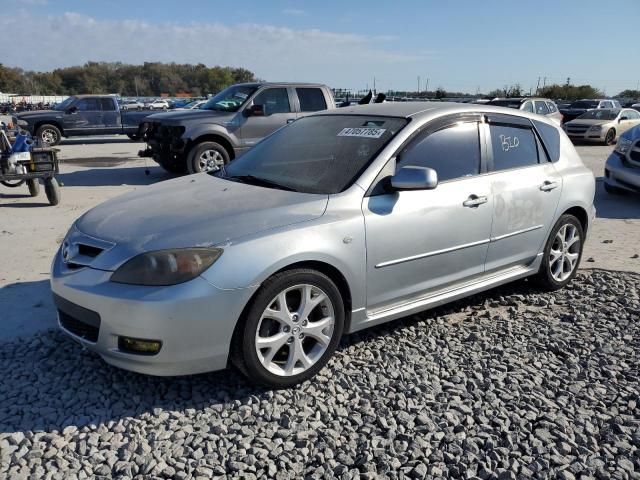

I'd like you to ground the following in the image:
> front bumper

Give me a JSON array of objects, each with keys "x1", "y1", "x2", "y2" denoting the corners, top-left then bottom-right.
[
  {"x1": 604, "y1": 153, "x2": 640, "y2": 193},
  {"x1": 50, "y1": 247, "x2": 257, "y2": 376},
  {"x1": 565, "y1": 129, "x2": 606, "y2": 142}
]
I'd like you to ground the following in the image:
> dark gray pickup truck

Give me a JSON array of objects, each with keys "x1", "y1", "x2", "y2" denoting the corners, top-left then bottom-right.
[
  {"x1": 140, "y1": 82, "x2": 335, "y2": 173},
  {"x1": 17, "y1": 95, "x2": 151, "y2": 146}
]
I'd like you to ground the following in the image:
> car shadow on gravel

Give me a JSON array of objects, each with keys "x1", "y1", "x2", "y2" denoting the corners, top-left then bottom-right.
[
  {"x1": 593, "y1": 178, "x2": 640, "y2": 220},
  {"x1": 57, "y1": 166, "x2": 176, "y2": 188},
  {"x1": 0, "y1": 276, "x2": 544, "y2": 434}
]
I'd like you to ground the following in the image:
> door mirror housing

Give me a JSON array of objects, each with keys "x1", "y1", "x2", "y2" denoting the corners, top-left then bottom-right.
[
  {"x1": 619, "y1": 116, "x2": 629, "y2": 122},
  {"x1": 66, "y1": 105, "x2": 78, "y2": 114},
  {"x1": 244, "y1": 104, "x2": 265, "y2": 117},
  {"x1": 390, "y1": 166, "x2": 438, "y2": 191}
]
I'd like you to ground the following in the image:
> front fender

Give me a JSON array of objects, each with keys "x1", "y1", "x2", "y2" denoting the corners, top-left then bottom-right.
[{"x1": 184, "y1": 123, "x2": 240, "y2": 151}]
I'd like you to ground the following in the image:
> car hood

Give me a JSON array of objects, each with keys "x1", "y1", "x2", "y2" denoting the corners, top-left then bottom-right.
[
  {"x1": 75, "y1": 174, "x2": 328, "y2": 270},
  {"x1": 16, "y1": 110, "x2": 61, "y2": 121},
  {"x1": 566, "y1": 118, "x2": 612, "y2": 126},
  {"x1": 145, "y1": 109, "x2": 236, "y2": 124}
]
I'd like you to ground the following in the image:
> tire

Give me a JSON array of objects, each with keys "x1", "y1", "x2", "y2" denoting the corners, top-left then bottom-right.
[
  {"x1": 535, "y1": 214, "x2": 584, "y2": 291},
  {"x1": 231, "y1": 269, "x2": 345, "y2": 388},
  {"x1": 604, "y1": 182, "x2": 625, "y2": 195},
  {"x1": 27, "y1": 179, "x2": 40, "y2": 197},
  {"x1": 604, "y1": 128, "x2": 616, "y2": 146},
  {"x1": 44, "y1": 177, "x2": 61, "y2": 206},
  {"x1": 1, "y1": 179, "x2": 25, "y2": 188},
  {"x1": 35, "y1": 124, "x2": 62, "y2": 146},
  {"x1": 187, "y1": 141, "x2": 230, "y2": 174}
]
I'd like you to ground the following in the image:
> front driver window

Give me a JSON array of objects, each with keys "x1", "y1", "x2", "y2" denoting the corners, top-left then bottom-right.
[
  {"x1": 253, "y1": 88, "x2": 291, "y2": 115},
  {"x1": 396, "y1": 122, "x2": 481, "y2": 182}
]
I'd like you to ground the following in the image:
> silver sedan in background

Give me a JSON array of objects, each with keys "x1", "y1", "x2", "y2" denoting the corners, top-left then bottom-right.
[{"x1": 51, "y1": 103, "x2": 595, "y2": 387}]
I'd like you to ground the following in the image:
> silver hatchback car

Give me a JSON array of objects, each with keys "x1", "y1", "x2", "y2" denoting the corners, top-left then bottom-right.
[{"x1": 51, "y1": 103, "x2": 595, "y2": 387}]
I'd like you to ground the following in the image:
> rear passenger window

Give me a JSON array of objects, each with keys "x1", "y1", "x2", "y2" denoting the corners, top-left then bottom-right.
[
  {"x1": 76, "y1": 99, "x2": 100, "y2": 111},
  {"x1": 397, "y1": 122, "x2": 480, "y2": 182},
  {"x1": 546, "y1": 102, "x2": 557, "y2": 113},
  {"x1": 489, "y1": 124, "x2": 539, "y2": 171},
  {"x1": 535, "y1": 101, "x2": 550, "y2": 115},
  {"x1": 100, "y1": 98, "x2": 116, "y2": 111},
  {"x1": 296, "y1": 88, "x2": 327, "y2": 112}
]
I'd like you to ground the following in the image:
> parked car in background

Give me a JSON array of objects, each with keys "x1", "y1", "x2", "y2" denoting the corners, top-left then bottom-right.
[
  {"x1": 604, "y1": 124, "x2": 640, "y2": 194},
  {"x1": 146, "y1": 99, "x2": 170, "y2": 110},
  {"x1": 486, "y1": 97, "x2": 563, "y2": 125},
  {"x1": 563, "y1": 108, "x2": 640, "y2": 145},
  {"x1": 17, "y1": 95, "x2": 152, "y2": 145},
  {"x1": 632, "y1": 103, "x2": 640, "y2": 112},
  {"x1": 140, "y1": 82, "x2": 336, "y2": 174},
  {"x1": 52, "y1": 102, "x2": 595, "y2": 387},
  {"x1": 176, "y1": 100, "x2": 206, "y2": 110},
  {"x1": 560, "y1": 99, "x2": 621, "y2": 123},
  {"x1": 121, "y1": 100, "x2": 144, "y2": 110}
]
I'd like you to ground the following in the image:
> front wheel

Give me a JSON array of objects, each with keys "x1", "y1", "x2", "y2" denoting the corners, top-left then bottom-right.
[
  {"x1": 231, "y1": 269, "x2": 345, "y2": 387},
  {"x1": 44, "y1": 177, "x2": 61, "y2": 206},
  {"x1": 535, "y1": 214, "x2": 584, "y2": 290},
  {"x1": 27, "y1": 179, "x2": 40, "y2": 197},
  {"x1": 604, "y1": 128, "x2": 616, "y2": 146},
  {"x1": 187, "y1": 141, "x2": 230, "y2": 174},
  {"x1": 35, "y1": 124, "x2": 62, "y2": 146}
]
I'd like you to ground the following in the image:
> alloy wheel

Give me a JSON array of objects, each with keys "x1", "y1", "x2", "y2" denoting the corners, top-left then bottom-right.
[
  {"x1": 549, "y1": 224, "x2": 581, "y2": 282},
  {"x1": 198, "y1": 150, "x2": 224, "y2": 172},
  {"x1": 41, "y1": 128, "x2": 58, "y2": 145},
  {"x1": 255, "y1": 284, "x2": 335, "y2": 377}
]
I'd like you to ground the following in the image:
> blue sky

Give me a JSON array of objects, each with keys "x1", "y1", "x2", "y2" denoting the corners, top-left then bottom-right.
[{"x1": 3, "y1": 0, "x2": 640, "y2": 94}]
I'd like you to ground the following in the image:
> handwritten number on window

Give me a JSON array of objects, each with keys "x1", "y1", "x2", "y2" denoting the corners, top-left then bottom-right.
[{"x1": 499, "y1": 134, "x2": 519, "y2": 152}]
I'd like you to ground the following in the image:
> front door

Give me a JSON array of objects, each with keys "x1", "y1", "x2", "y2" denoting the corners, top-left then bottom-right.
[
  {"x1": 99, "y1": 98, "x2": 121, "y2": 134},
  {"x1": 63, "y1": 98, "x2": 103, "y2": 135},
  {"x1": 483, "y1": 114, "x2": 562, "y2": 273},
  {"x1": 239, "y1": 87, "x2": 297, "y2": 149},
  {"x1": 363, "y1": 118, "x2": 493, "y2": 311}
]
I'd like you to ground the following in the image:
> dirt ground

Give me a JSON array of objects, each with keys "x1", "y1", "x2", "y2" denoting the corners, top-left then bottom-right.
[{"x1": 1, "y1": 136, "x2": 638, "y2": 341}]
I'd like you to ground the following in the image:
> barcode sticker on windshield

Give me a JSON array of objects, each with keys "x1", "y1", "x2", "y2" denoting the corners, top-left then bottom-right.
[{"x1": 338, "y1": 127, "x2": 386, "y2": 138}]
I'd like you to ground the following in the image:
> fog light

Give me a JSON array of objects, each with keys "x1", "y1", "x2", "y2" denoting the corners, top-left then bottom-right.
[{"x1": 118, "y1": 336, "x2": 162, "y2": 355}]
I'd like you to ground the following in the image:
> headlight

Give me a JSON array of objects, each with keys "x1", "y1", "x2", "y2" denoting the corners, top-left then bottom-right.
[
  {"x1": 615, "y1": 137, "x2": 633, "y2": 155},
  {"x1": 589, "y1": 125, "x2": 602, "y2": 132},
  {"x1": 111, "y1": 248, "x2": 222, "y2": 286}
]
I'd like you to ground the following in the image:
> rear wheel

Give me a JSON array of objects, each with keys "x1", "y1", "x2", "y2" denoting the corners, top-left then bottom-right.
[
  {"x1": 187, "y1": 141, "x2": 230, "y2": 174},
  {"x1": 231, "y1": 269, "x2": 345, "y2": 388},
  {"x1": 604, "y1": 128, "x2": 616, "y2": 146},
  {"x1": 535, "y1": 214, "x2": 584, "y2": 290},
  {"x1": 44, "y1": 177, "x2": 61, "y2": 206},
  {"x1": 27, "y1": 179, "x2": 40, "y2": 197}
]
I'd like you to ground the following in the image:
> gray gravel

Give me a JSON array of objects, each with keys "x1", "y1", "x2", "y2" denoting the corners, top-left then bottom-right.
[{"x1": 1, "y1": 269, "x2": 639, "y2": 479}]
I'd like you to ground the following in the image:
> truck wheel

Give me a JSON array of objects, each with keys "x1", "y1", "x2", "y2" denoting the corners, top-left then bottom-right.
[
  {"x1": 27, "y1": 179, "x2": 40, "y2": 197},
  {"x1": 44, "y1": 177, "x2": 61, "y2": 206},
  {"x1": 187, "y1": 142, "x2": 230, "y2": 174},
  {"x1": 36, "y1": 124, "x2": 62, "y2": 146}
]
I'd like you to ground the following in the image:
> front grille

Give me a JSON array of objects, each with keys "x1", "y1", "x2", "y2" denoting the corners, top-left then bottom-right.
[
  {"x1": 58, "y1": 310, "x2": 100, "y2": 342},
  {"x1": 566, "y1": 124, "x2": 590, "y2": 134},
  {"x1": 54, "y1": 294, "x2": 101, "y2": 343}
]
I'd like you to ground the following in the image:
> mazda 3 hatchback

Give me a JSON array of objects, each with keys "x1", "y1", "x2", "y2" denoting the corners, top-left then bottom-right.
[{"x1": 51, "y1": 103, "x2": 596, "y2": 387}]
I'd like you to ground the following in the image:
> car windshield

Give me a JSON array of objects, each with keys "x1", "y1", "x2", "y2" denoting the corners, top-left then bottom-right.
[
  {"x1": 53, "y1": 97, "x2": 76, "y2": 111},
  {"x1": 201, "y1": 85, "x2": 258, "y2": 112},
  {"x1": 214, "y1": 115, "x2": 408, "y2": 194},
  {"x1": 488, "y1": 100, "x2": 522, "y2": 109},
  {"x1": 570, "y1": 101, "x2": 598, "y2": 109},
  {"x1": 577, "y1": 109, "x2": 619, "y2": 120}
]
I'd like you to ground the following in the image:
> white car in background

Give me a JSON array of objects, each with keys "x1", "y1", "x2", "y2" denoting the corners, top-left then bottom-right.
[{"x1": 146, "y1": 100, "x2": 169, "y2": 110}]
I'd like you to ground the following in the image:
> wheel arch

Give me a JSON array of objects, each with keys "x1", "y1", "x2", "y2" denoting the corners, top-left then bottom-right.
[
  {"x1": 561, "y1": 205, "x2": 589, "y2": 235},
  {"x1": 34, "y1": 120, "x2": 64, "y2": 136},
  {"x1": 186, "y1": 133, "x2": 236, "y2": 161}
]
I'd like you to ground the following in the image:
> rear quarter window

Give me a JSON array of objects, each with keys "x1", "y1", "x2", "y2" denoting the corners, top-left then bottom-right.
[{"x1": 531, "y1": 119, "x2": 561, "y2": 162}]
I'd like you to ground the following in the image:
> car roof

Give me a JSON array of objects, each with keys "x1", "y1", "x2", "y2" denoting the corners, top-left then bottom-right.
[
  {"x1": 74, "y1": 94, "x2": 117, "y2": 98},
  {"x1": 234, "y1": 82, "x2": 328, "y2": 88},
  {"x1": 312, "y1": 101, "x2": 558, "y2": 123},
  {"x1": 489, "y1": 97, "x2": 553, "y2": 102}
]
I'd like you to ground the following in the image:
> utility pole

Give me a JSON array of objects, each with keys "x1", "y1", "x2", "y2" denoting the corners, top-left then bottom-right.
[
  {"x1": 417, "y1": 76, "x2": 420, "y2": 94},
  {"x1": 425, "y1": 78, "x2": 429, "y2": 95},
  {"x1": 543, "y1": 76, "x2": 547, "y2": 88},
  {"x1": 373, "y1": 77, "x2": 376, "y2": 95},
  {"x1": 536, "y1": 76, "x2": 541, "y2": 94}
]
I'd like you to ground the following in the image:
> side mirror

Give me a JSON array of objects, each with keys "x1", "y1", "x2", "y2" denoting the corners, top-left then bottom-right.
[
  {"x1": 619, "y1": 116, "x2": 629, "y2": 122},
  {"x1": 243, "y1": 104, "x2": 264, "y2": 117},
  {"x1": 390, "y1": 166, "x2": 438, "y2": 191},
  {"x1": 66, "y1": 106, "x2": 78, "y2": 114}
]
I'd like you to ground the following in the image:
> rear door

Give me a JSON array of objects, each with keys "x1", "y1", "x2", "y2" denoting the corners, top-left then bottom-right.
[
  {"x1": 483, "y1": 114, "x2": 562, "y2": 273},
  {"x1": 99, "y1": 98, "x2": 121, "y2": 134},
  {"x1": 239, "y1": 87, "x2": 297, "y2": 148},
  {"x1": 63, "y1": 98, "x2": 102, "y2": 135}
]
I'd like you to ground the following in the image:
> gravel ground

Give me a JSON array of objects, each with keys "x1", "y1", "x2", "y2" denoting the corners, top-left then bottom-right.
[{"x1": 1, "y1": 269, "x2": 638, "y2": 479}]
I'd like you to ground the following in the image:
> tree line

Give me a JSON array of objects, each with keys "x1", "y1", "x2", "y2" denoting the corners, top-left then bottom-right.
[{"x1": 0, "y1": 62, "x2": 257, "y2": 97}]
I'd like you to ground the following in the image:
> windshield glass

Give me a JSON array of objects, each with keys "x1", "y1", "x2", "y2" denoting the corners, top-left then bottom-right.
[
  {"x1": 201, "y1": 85, "x2": 257, "y2": 112},
  {"x1": 53, "y1": 97, "x2": 76, "y2": 111},
  {"x1": 577, "y1": 109, "x2": 619, "y2": 120},
  {"x1": 215, "y1": 115, "x2": 408, "y2": 194},
  {"x1": 570, "y1": 100, "x2": 598, "y2": 109}
]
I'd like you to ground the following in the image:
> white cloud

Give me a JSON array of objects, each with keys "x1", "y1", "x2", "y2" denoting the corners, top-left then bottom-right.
[{"x1": 0, "y1": 11, "x2": 433, "y2": 90}]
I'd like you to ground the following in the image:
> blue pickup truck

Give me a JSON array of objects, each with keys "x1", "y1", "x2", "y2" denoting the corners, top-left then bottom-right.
[{"x1": 17, "y1": 95, "x2": 151, "y2": 146}]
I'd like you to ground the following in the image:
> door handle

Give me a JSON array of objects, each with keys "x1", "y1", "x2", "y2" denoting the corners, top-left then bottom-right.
[
  {"x1": 463, "y1": 195, "x2": 488, "y2": 207},
  {"x1": 539, "y1": 181, "x2": 558, "y2": 192}
]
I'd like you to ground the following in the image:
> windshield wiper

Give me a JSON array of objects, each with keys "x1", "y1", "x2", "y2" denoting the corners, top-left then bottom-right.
[{"x1": 225, "y1": 174, "x2": 299, "y2": 192}]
